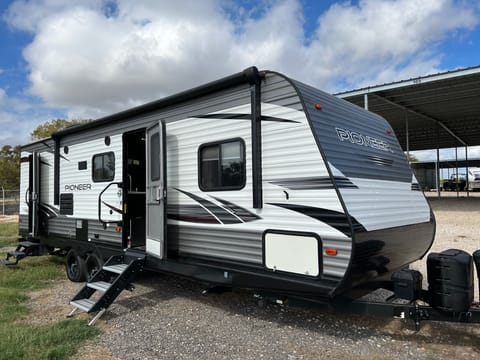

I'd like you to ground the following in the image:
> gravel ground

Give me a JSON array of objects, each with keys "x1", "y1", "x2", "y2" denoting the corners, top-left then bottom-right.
[{"x1": 12, "y1": 198, "x2": 480, "y2": 359}]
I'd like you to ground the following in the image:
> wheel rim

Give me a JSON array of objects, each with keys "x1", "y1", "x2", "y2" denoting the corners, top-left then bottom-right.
[{"x1": 68, "y1": 257, "x2": 79, "y2": 278}]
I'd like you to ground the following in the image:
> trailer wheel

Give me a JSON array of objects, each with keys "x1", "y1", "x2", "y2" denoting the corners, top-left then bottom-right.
[
  {"x1": 85, "y1": 253, "x2": 103, "y2": 281},
  {"x1": 65, "y1": 249, "x2": 86, "y2": 282}
]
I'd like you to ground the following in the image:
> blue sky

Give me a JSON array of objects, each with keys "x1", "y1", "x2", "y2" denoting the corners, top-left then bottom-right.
[{"x1": 1, "y1": 0, "x2": 479, "y2": 155}]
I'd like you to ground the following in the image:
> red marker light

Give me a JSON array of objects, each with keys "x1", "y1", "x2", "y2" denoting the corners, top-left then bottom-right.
[
  {"x1": 314, "y1": 103, "x2": 322, "y2": 110},
  {"x1": 386, "y1": 128, "x2": 392, "y2": 134}
]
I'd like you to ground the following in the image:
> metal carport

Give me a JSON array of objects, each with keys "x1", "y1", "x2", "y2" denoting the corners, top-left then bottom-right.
[{"x1": 335, "y1": 65, "x2": 480, "y2": 195}]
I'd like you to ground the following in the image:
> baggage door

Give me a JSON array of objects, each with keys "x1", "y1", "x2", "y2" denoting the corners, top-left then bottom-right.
[
  {"x1": 28, "y1": 152, "x2": 40, "y2": 237},
  {"x1": 145, "y1": 121, "x2": 166, "y2": 258}
]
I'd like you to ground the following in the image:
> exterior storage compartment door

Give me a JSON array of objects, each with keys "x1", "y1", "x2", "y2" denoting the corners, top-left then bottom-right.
[{"x1": 145, "y1": 121, "x2": 166, "y2": 258}]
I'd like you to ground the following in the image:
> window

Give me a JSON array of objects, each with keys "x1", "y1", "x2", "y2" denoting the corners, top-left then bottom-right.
[
  {"x1": 199, "y1": 139, "x2": 245, "y2": 191},
  {"x1": 92, "y1": 152, "x2": 115, "y2": 182},
  {"x1": 150, "y1": 132, "x2": 160, "y2": 181}
]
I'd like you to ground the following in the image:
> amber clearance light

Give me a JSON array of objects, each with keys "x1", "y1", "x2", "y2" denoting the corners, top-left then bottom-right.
[{"x1": 325, "y1": 248, "x2": 338, "y2": 256}]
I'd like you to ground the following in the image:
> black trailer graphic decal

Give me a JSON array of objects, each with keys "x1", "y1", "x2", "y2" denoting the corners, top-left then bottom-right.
[
  {"x1": 269, "y1": 176, "x2": 358, "y2": 190},
  {"x1": 194, "y1": 113, "x2": 300, "y2": 123},
  {"x1": 268, "y1": 203, "x2": 365, "y2": 236},
  {"x1": 170, "y1": 189, "x2": 260, "y2": 224}
]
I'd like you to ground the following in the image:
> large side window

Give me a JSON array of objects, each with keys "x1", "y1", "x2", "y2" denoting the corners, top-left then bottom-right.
[
  {"x1": 92, "y1": 152, "x2": 115, "y2": 182},
  {"x1": 199, "y1": 139, "x2": 245, "y2": 191}
]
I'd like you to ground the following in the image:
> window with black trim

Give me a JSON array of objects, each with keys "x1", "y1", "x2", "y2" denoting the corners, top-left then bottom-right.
[
  {"x1": 199, "y1": 139, "x2": 245, "y2": 191},
  {"x1": 150, "y1": 132, "x2": 160, "y2": 181},
  {"x1": 92, "y1": 152, "x2": 115, "y2": 182}
]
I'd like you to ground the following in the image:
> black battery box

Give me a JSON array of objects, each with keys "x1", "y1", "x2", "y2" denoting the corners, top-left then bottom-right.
[{"x1": 392, "y1": 269, "x2": 423, "y2": 301}]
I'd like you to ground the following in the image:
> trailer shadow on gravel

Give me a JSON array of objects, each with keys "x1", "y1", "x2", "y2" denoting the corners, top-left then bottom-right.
[{"x1": 104, "y1": 270, "x2": 480, "y2": 356}]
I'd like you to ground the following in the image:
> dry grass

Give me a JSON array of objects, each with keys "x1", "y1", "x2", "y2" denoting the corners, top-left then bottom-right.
[{"x1": 0, "y1": 215, "x2": 19, "y2": 224}]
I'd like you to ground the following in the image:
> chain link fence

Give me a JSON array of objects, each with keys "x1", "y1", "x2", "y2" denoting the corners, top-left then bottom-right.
[{"x1": 1, "y1": 189, "x2": 20, "y2": 216}]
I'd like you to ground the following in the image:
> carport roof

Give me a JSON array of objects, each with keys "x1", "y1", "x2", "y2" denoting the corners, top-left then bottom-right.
[{"x1": 335, "y1": 66, "x2": 480, "y2": 151}]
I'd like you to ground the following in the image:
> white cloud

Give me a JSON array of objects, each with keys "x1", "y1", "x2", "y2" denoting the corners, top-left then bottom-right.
[
  {"x1": 3, "y1": 0, "x2": 102, "y2": 33},
  {"x1": 0, "y1": 88, "x2": 65, "y2": 145},
  {"x1": 2, "y1": 0, "x2": 479, "y2": 141},
  {"x1": 303, "y1": 0, "x2": 478, "y2": 90}
]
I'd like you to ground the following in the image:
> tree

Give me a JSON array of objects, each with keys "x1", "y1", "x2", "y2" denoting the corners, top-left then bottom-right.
[
  {"x1": 0, "y1": 145, "x2": 20, "y2": 189},
  {"x1": 0, "y1": 119, "x2": 91, "y2": 190},
  {"x1": 30, "y1": 118, "x2": 90, "y2": 140}
]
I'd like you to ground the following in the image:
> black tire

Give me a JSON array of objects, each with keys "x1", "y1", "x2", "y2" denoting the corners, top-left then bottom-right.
[
  {"x1": 65, "y1": 249, "x2": 87, "y2": 282},
  {"x1": 85, "y1": 253, "x2": 104, "y2": 281}
]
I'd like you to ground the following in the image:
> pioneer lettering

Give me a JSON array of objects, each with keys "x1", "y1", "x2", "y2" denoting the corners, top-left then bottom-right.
[
  {"x1": 335, "y1": 127, "x2": 394, "y2": 153},
  {"x1": 65, "y1": 184, "x2": 92, "y2": 191}
]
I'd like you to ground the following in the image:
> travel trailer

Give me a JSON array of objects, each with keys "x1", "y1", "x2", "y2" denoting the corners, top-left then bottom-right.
[{"x1": 6, "y1": 67, "x2": 480, "y2": 326}]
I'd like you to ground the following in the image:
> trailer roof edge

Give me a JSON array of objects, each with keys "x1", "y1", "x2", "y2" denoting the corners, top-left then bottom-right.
[{"x1": 52, "y1": 66, "x2": 262, "y2": 139}]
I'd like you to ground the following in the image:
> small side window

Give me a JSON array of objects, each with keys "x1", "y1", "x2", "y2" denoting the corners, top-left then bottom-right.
[
  {"x1": 92, "y1": 152, "x2": 115, "y2": 182},
  {"x1": 199, "y1": 139, "x2": 245, "y2": 191}
]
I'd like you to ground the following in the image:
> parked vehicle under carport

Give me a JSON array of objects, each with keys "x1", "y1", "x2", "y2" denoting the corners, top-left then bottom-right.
[{"x1": 442, "y1": 173, "x2": 466, "y2": 191}]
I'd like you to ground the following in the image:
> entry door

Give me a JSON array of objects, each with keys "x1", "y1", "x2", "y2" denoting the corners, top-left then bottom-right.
[
  {"x1": 145, "y1": 121, "x2": 166, "y2": 258},
  {"x1": 28, "y1": 152, "x2": 40, "y2": 237}
]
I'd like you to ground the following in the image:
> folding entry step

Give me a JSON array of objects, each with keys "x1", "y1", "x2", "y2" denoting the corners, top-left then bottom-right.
[
  {"x1": 68, "y1": 252, "x2": 145, "y2": 326},
  {"x1": 0, "y1": 239, "x2": 43, "y2": 266}
]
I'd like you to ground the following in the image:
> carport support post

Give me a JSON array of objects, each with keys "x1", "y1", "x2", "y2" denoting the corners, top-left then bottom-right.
[
  {"x1": 435, "y1": 151, "x2": 440, "y2": 197},
  {"x1": 436, "y1": 124, "x2": 440, "y2": 198},
  {"x1": 364, "y1": 94, "x2": 368, "y2": 110},
  {"x1": 455, "y1": 146, "x2": 459, "y2": 198},
  {"x1": 466, "y1": 145, "x2": 469, "y2": 198},
  {"x1": 405, "y1": 112, "x2": 410, "y2": 161}
]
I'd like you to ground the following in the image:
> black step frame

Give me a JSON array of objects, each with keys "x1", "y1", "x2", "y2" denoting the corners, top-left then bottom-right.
[{"x1": 70, "y1": 253, "x2": 145, "y2": 315}]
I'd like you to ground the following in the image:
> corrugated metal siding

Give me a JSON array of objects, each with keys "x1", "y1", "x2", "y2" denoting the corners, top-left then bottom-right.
[
  {"x1": 295, "y1": 80, "x2": 411, "y2": 182},
  {"x1": 295, "y1": 79, "x2": 431, "y2": 231},
  {"x1": 28, "y1": 73, "x2": 353, "y2": 291},
  {"x1": 164, "y1": 88, "x2": 256, "y2": 265},
  {"x1": 48, "y1": 216, "x2": 76, "y2": 238},
  {"x1": 260, "y1": 73, "x2": 352, "y2": 279},
  {"x1": 57, "y1": 84, "x2": 251, "y2": 146},
  {"x1": 162, "y1": 72, "x2": 350, "y2": 282},
  {"x1": 59, "y1": 134, "x2": 123, "y2": 221},
  {"x1": 19, "y1": 214, "x2": 28, "y2": 232},
  {"x1": 169, "y1": 225, "x2": 263, "y2": 263},
  {"x1": 88, "y1": 220, "x2": 122, "y2": 244}
]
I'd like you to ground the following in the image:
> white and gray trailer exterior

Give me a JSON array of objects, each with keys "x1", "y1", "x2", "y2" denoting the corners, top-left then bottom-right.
[{"x1": 19, "y1": 67, "x2": 435, "y2": 300}]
